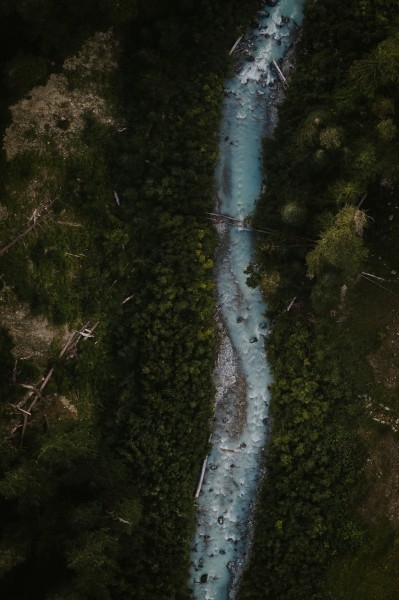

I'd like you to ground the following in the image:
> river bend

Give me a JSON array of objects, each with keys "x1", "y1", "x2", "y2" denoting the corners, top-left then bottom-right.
[{"x1": 189, "y1": 2, "x2": 304, "y2": 599}]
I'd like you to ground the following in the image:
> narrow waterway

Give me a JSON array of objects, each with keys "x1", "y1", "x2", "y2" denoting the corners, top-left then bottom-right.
[{"x1": 189, "y1": 2, "x2": 303, "y2": 599}]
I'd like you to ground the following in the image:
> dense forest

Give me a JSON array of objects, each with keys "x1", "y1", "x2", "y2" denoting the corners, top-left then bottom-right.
[
  {"x1": 0, "y1": 1, "x2": 261, "y2": 599},
  {"x1": 1, "y1": 0, "x2": 399, "y2": 599},
  {"x1": 239, "y1": 1, "x2": 399, "y2": 599}
]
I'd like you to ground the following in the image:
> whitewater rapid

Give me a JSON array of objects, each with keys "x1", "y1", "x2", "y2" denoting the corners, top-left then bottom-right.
[{"x1": 189, "y1": 2, "x2": 304, "y2": 599}]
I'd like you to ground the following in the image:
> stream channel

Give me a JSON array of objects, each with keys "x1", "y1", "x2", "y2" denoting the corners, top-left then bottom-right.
[{"x1": 189, "y1": 2, "x2": 304, "y2": 599}]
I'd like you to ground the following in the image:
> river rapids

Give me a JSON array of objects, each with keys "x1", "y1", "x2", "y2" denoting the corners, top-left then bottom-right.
[{"x1": 189, "y1": 2, "x2": 304, "y2": 599}]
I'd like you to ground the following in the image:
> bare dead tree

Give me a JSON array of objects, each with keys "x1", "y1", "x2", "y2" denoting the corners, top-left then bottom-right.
[{"x1": 14, "y1": 320, "x2": 99, "y2": 448}]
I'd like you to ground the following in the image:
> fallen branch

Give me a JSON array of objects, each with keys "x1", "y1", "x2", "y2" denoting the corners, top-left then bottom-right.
[
  {"x1": 195, "y1": 456, "x2": 208, "y2": 499},
  {"x1": 58, "y1": 331, "x2": 80, "y2": 358},
  {"x1": 10, "y1": 405, "x2": 31, "y2": 416},
  {"x1": 107, "y1": 511, "x2": 132, "y2": 526},
  {"x1": 113, "y1": 190, "x2": 121, "y2": 206},
  {"x1": 272, "y1": 59, "x2": 287, "y2": 85},
  {"x1": 19, "y1": 413, "x2": 29, "y2": 449},
  {"x1": 56, "y1": 221, "x2": 83, "y2": 227},
  {"x1": 286, "y1": 296, "x2": 297, "y2": 312},
  {"x1": 361, "y1": 271, "x2": 385, "y2": 281},
  {"x1": 15, "y1": 321, "x2": 98, "y2": 448},
  {"x1": 122, "y1": 294, "x2": 135, "y2": 304},
  {"x1": 12, "y1": 360, "x2": 18, "y2": 384},
  {"x1": 213, "y1": 296, "x2": 228, "y2": 318},
  {"x1": 39, "y1": 367, "x2": 55, "y2": 393},
  {"x1": 229, "y1": 35, "x2": 243, "y2": 55}
]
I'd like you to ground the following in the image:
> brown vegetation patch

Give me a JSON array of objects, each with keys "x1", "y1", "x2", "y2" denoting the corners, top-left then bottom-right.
[
  {"x1": 4, "y1": 73, "x2": 114, "y2": 160},
  {"x1": 0, "y1": 301, "x2": 69, "y2": 363},
  {"x1": 359, "y1": 428, "x2": 399, "y2": 530},
  {"x1": 3, "y1": 30, "x2": 121, "y2": 161},
  {"x1": 63, "y1": 30, "x2": 118, "y2": 78},
  {"x1": 368, "y1": 306, "x2": 399, "y2": 389}
]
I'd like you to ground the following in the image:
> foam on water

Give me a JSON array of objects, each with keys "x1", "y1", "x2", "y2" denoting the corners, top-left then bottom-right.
[{"x1": 189, "y1": 2, "x2": 303, "y2": 599}]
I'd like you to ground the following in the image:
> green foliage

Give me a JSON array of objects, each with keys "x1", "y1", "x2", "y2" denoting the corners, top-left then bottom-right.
[
  {"x1": 349, "y1": 33, "x2": 399, "y2": 95},
  {"x1": 0, "y1": 328, "x2": 14, "y2": 388},
  {"x1": 281, "y1": 201, "x2": 306, "y2": 226},
  {"x1": 0, "y1": 527, "x2": 29, "y2": 578},
  {"x1": 67, "y1": 529, "x2": 119, "y2": 600},
  {"x1": 376, "y1": 118, "x2": 397, "y2": 142},
  {"x1": 98, "y1": 0, "x2": 138, "y2": 25},
  {"x1": 331, "y1": 179, "x2": 365, "y2": 206},
  {"x1": 241, "y1": 1, "x2": 399, "y2": 598},
  {"x1": 325, "y1": 521, "x2": 399, "y2": 600},
  {"x1": 252, "y1": 0, "x2": 399, "y2": 313},
  {"x1": 306, "y1": 207, "x2": 368, "y2": 278},
  {"x1": 239, "y1": 317, "x2": 366, "y2": 600}
]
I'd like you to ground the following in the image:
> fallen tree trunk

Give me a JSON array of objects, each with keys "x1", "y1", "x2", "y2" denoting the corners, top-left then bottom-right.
[
  {"x1": 272, "y1": 59, "x2": 287, "y2": 85},
  {"x1": 195, "y1": 456, "x2": 208, "y2": 499}
]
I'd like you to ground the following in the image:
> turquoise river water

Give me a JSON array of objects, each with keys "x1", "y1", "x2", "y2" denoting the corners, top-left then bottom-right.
[{"x1": 189, "y1": 2, "x2": 304, "y2": 599}]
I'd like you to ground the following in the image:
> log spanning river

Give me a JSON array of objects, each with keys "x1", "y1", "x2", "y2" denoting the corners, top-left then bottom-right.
[{"x1": 189, "y1": 2, "x2": 303, "y2": 599}]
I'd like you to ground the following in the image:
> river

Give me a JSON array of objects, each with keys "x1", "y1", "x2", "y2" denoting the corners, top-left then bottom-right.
[{"x1": 188, "y1": 2, "x2": 304, "y2": 599}]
